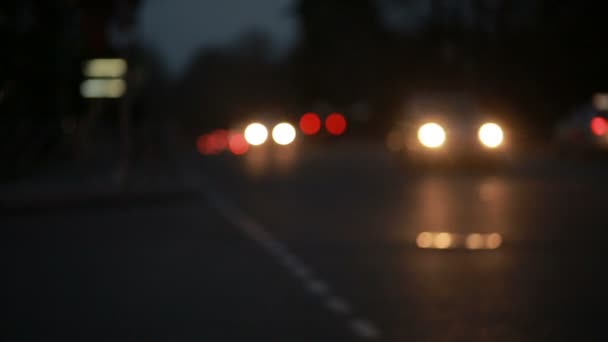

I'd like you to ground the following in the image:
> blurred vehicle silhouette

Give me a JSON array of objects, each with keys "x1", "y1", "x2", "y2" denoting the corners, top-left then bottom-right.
[{"x1": 387, "y1": 92, "x2": 511, "y2": 168}]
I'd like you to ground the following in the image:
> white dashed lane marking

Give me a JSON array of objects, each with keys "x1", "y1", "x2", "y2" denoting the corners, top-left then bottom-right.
[
  {"x1": 200, "y1": 187, "x2": 382, "y2": 340},
  {"x1": 305, "y1": 279, "x2": 330, "y2": 296},
  {"x1": 351, "y1": 319, "x2": 381, "y2": 340},
  {"x1": 326, "y1": 296, "x2": 352, "y2": 315},
  {"x1": 291, "y1": 264, "x2": 312, "y2": 280}
]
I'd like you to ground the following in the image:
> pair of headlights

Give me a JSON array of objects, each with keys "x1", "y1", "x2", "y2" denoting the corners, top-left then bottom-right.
[
  {"x1": 417, "y1": 122, "x2": 504, "y2": 149},
  {"x1": 244, "y1": 122, "x2": 297, "y2": 146}
]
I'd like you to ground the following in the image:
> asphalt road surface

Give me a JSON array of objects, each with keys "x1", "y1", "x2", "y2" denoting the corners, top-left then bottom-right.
[{"x1": 2, "y1": 143, "x2": 607, "y2": 341}]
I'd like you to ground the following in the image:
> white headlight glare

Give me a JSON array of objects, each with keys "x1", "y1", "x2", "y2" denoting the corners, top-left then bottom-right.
[
  {"x1": 417, "y1": 122, "x2": 446, "y2": 148},
  {"x1": 244, "y1": 123, "x2": 268, "y2": 146},
  {"x1": 478, "y1": 123, "x2": 504, "y2": 148},
  {"x1": 272, "y1": 123, "x2": 296, "y2": 145}
]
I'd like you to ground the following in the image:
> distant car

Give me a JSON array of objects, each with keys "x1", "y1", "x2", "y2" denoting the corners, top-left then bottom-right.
[
  {"x1": 556, "y1": 95, "x2": 608, "y2": 155},
  {"x1": 387, "y1": 93, "x2": 511, "y2": 167}
]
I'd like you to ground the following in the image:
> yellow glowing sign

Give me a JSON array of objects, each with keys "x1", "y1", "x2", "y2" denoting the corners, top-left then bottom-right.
[
  {"x1": 83, "y1": 59, "x2": 127, "y2": 78},
  {"x1": 80, "y1": 79, "x2": 126, "y2": 99}
]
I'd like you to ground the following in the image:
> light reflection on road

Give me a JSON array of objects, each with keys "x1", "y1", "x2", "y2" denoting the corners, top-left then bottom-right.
[
  {"x1": 402, "y1": 175, "x2": 512, "y2": 243},
  {"x1": 244, "y1": 145, "x2": 299, "y2": 177}
]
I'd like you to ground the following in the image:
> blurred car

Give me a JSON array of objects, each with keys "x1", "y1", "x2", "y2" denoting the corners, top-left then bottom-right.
[
  {"x1": 387, "y1": 93, "x2": 511, "y2": 167},
  {"x1": 555, "y1": 94, "x2": 608, "y2": 156}
]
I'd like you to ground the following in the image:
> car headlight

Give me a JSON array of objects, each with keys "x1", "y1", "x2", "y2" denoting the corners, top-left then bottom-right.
[
  {"x1": 272, "y1": 122, "x2": 297, "y2": 145},
  {"x1": 478, "y1": 123, "x2": 504, "y2": 148},
  {"x1": 417, "y1": 122, "x2": 446, "y2": 148},
  {"x1": 244, "y1": 122, "x2": 268, "y2": 146}
]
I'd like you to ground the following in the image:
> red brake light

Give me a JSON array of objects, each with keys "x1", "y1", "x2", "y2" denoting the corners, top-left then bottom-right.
[
  {"x1": 299, "y1": 112, "x2": 322, "y2": 135},
  {"x1": 591, "y1": 116, "x2": 608, "y2": 136},
  {"x1": 228, "y1": 132, "x2": 249, "y2": 155},
  {"x1": 325, "y1": 113, "x2": 347, "y2": 136}
]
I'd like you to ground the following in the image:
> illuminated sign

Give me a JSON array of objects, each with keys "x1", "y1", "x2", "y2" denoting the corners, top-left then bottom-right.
[
  {"x1": 80, "y1": 79, "x2": 126, "y2": 99},
  {"x1": 81, "y1": 59, "x2": 127, "y2": 98},
  {"x1": 83, "y1": 59, "x2": 127, "y2": 78}
]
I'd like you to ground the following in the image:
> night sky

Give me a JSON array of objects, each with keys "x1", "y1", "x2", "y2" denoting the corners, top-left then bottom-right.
[{"x1": 137, "y1": 0, "x2": 298, "y2": 76}]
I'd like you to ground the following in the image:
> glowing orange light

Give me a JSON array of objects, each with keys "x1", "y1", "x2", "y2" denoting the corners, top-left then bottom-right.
[
  {"x1": 486, "y1": 233, "x2": 503, "y2": 249},
  {"x1": 228, "y1": 133, "x2": 249, "y2": 155},
  {"x1": 325, "y1": 113, "x2": 347, "y2": 136},
  {"x1": 433, "y1": 232, "x2": 453, "y2": 249},
  {"x1": 591, "y1": 116, "x2": 608, "y2": 136},
  {"x1": 416, "y1": 232, "x2": 434, "y2": 248},
  {"x1": 299, "y1": 113, "x2": 322, "y2": 135},
  {"x1": 465, "y1": 233, "x2": 484, "y2": 250}
]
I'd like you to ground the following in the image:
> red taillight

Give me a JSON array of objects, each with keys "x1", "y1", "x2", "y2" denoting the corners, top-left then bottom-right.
[
  {"x1": 591, "y1": 116, "x2": 608, "y2": 136},
  {"x1": 228, "y1": 132, "x2": 249, "y2": 155},
  {"x1": 325, "y1": 113, "x2": 347, "y2": 136},
  {"x1": 196, "y1": 129, "x2": 230, "y2": 155},
  {"x1": 196, "y1": 134, "x2": 215, "y2": 155},
  {"x1": 299, "y1": 112, "x2": 321, "y2": 135},
  {"x1": 211, "y1": 129, "x2": 229, "y2": 151}
]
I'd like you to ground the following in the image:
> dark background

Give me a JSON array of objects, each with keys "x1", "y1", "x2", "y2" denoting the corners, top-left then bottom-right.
[{"x1": 2, "y1": 2, "x2": 608, "y2": 341}]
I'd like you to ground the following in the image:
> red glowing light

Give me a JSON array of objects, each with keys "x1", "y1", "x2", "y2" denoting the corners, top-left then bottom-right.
[
  {"x1": 196, "y1": 134, "x2": 215, "y2": 155},
  {"x1": 299, "y1": 112, "x2": 321, "y2": 135},
  {"x1": 228, "y1": 133, "x2": 249, "y2": 155},
  {"x1": 591, "y1": 116, "x2": 608, "y2": 136},
  {"x1": 196, "y1": 129, "x2": 231, "y2": 156},
  {"x1": 325, "y1": 113, "x2": 347, "y2": 136},
  {"x1": 211, "y1": 129, "x2": 229, "y2": 151}
]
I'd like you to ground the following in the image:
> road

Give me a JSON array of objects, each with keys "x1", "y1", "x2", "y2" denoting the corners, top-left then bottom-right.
[{"x1": 2, "y1": 142, "x2": 607, "y2": 341}]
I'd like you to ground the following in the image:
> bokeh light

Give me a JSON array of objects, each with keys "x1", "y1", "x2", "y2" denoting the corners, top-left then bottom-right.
[
  {"x1": 433, "y1": 232, "x2": 453, "y2": 249},
  {"x1": 196, "y1": 134, "x2": 215, "y2": 155},
  {"x1": 416, "y1": 232, "x2": 433, "y2": 248},
  {"x1": 211, "y1": 129, "x2": 229, "y2": 151},
  {"x1": 229, "y1": 132, "x2": 249, "y2": 155},
  {"x1": 486, "y1": 233, "x2": 503, "y2": 249},
  {"x1": 465, "y1": 233, "x2": 484, "y2": 250},
  {"x1": 80, "y1": 79, "x2": 126, "y2": 98},
  {"x1": 416, "y1": 231, "x2": 503, "y2": 250},
  {"x1": 417, "y1": 122, "x2": 446, "y2": 148},
  {"x1": 244, "y1": 123, "x2": 268, "y2": 146},
  {"x1": 325, "y1": 113, "x2": 347, "y2": 136},
  {"x1": 593, "y1": 94, "x2": 608, "y2": 111},
  {"x1": 272, "y1": 123, "x2": 297, "y2": 145},
  {"x1": 299, "y1": 113, "x2": 321, "y2": 135},
  {"x1": 478, "y1": 123, "x2": 504, "y2": 148},
  {"x1": 591, "y1": 116, "x2": 608, "y2": 136},
  {"x1": 83, "y1": 58, "x2": 127, "y2": 78},
  {"x1": 196, "y1": 129, "x2": 230, "y2": 156}
]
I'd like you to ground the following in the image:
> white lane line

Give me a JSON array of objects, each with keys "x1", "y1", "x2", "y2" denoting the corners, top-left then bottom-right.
[
  {"x1": 291, "y1": 264, "x2": 312, "y2": 280},
  {"x1": 350, "y1": 319, "x2": 381, "y2": 340},
  {"x1": 305, "y1": 279, "x2": 330, "y2": 296},
  {"x1": 326, "y1": 296, "x2": 352, "y2": 315},
  {"x1": 199, "y1": 187, "x2": 381, "y2": 340},
  {"x1": 279, "y1": 253, "x2": 301, "y2": 269}
]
